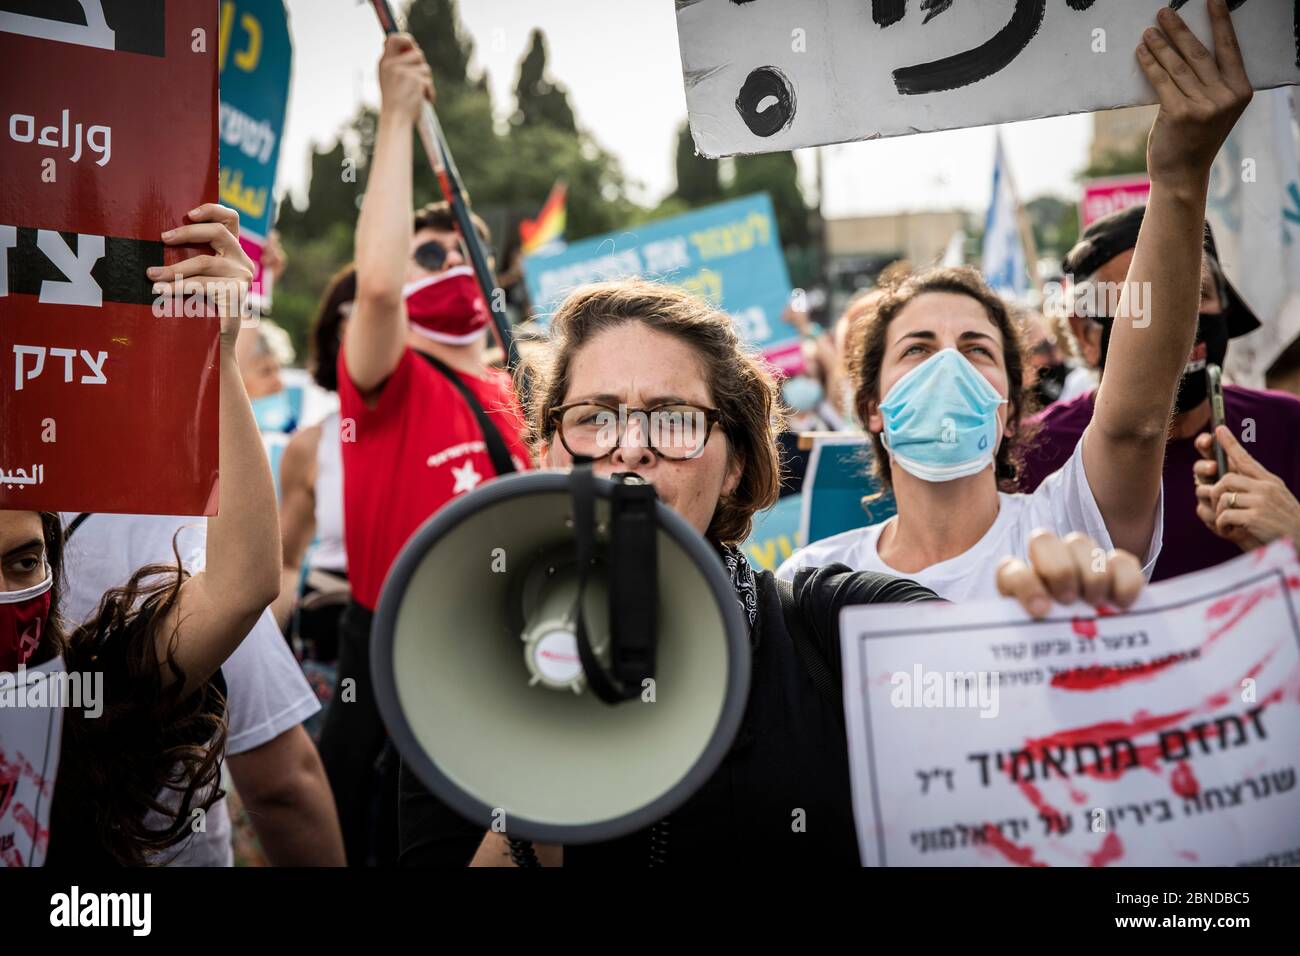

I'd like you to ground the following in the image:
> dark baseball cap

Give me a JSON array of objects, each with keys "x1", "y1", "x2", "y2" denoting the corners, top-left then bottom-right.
[{"x1": 1062, "y1": 204, "x2": 1260, "y2": 338}]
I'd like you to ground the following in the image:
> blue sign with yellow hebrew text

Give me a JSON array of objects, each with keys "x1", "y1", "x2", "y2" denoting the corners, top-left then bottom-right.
[
  {"x1": 218, "y1": 0, "x2": 290, "y2": 251},
  {"x1": 523, "y1": 194, "x2": 802, "y2": 374}
]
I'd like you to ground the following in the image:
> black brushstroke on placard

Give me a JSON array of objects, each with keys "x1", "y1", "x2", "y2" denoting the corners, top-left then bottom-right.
[
  {"x1": 736, "y1": 65, "x2": 796, "y2": 137},
  {"x1": 4, "y1": 227, "x2": 163, "y2": 306},
  {"x1": 721, "y1": 0, "x2": 1293, "y2": 138},
  {"x1": 893, "y1": 0, "x2": 1048, "y2": 94},
  {"x1": 921, "y1": 0, "x2": 954, "y2": 25},
  {"x1": 1169, "y1": 0, "x2": 1249, "y2": 11},
  {"x1": 0, "y1": 0, "x2": 166, "y2": 56},
  {"x1": 101, "y1": 0, "x2": 166, "y2": 57},
  {"x1": 873, "y1": 0, "x2": 907, "y2": 28}
]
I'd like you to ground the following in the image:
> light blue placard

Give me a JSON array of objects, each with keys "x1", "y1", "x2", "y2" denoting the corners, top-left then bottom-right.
[
  {"x1": 219, "y1": 0, "x2": 292, "y2": 245},
  {"x1": 800, "y1": 437, "x2": 897, "y2": 547},
  {"x1": 523, "y1": 194, "x2": 802, "y2": 372},
  {"x1": 743, "y1": 494, "x2": 803, "y2": 573}
]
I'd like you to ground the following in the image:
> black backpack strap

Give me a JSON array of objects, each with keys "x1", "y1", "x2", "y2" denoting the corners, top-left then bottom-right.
[
  {"x1": 775, "y1": 576, "x2": 842, "y2": 711},
  {"x1": 416, "y1": 351, "x2": 517, "y2": 477},
  {"x1": 64, "y1": 512, "x2": 93, "y2": 540}
]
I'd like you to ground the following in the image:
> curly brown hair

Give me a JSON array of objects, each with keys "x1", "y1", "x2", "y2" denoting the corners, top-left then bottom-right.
[
  {"x1": 518, "y1": 279, "x2": 784, "y2": 545},
  {"x1": 846, "y1": 266, "x2": 1034, "y2": 494},
  {"x1": 33, "y1": 513, "x2": 228, "y2": 867}
]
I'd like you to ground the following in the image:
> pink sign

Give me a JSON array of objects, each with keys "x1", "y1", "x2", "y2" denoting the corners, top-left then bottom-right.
[
  {"x1": 240, "y1": 233, "x2": 272, "y2": 308},
  {"x1": 1081, "y1": 176, "x2": 1152, "y2": 228}
]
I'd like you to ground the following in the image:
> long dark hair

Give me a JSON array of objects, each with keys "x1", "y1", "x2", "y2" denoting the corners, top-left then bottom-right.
[
  {"x1": 35, "y1": 512, "x2": 228, "y2": 867},
  {"x1": 309, "y1": 265, "x2": 356, "y2": 393}
]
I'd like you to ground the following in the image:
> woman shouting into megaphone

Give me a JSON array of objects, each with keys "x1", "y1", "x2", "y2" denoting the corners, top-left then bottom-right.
[{"x1": 396, "y1": 278, "x2": 1146, "y2": 867}]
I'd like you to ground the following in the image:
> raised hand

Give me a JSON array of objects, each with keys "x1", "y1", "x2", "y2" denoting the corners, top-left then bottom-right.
[
  {"x1": 1137, "y1": 0, "x2": 1253, "y2": 197},
  {"x1": 148, "y1": 203, "x2": 254, "y2": 342},
  {"x1": 379, "y1": 32, "x2": 435, "y2": 125},
  {"x1": 996, "y1": 531, "x2": 1145, "y2": 619}
]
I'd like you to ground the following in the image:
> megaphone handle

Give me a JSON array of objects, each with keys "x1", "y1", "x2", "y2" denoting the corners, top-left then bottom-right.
[
  {"x1": 569, "y1": 465, "x2": 626, "y2": 704},
  {"x1": 609, "y1": 480, "x2": 657, "y2": 687}
]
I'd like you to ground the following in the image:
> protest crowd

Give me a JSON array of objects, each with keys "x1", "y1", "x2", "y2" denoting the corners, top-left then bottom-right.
[{"x1": 4, "y1": 0, "x2": 1300, "y2": 877}]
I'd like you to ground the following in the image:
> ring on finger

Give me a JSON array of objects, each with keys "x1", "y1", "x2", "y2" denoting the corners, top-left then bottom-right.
[{"x1": 1228, "y1": 491, "x2": 1238, "y2": 509}]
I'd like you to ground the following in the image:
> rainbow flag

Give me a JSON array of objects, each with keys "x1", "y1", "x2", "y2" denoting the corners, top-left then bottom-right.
[{"x1": 520, "y1": 181, "x2": 567, "y2": 256}]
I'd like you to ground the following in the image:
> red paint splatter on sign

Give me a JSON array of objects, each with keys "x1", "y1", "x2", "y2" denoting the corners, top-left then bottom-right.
[
  {"x1": 1086, "y1": 831, "x2": 1124, "y2": 867},
  {"x1": 1050, "y1": 653, "x2": 1190, "y2": 691},
  {"x1": 12, "y1": 802, "x2": 48, "y2": 855},
  {"x1": 1017, "y1": 781, "x2": 1065, "y2": 822},
  {"x1": 1203, "y1": 584, "x2": 1274, "y2": 650},
  {"x1": 1170, "y1": 761, "x2": 1199, "y2": 798},
  {"x1": 983, "y1": 823, "x2": 1047, "y2": 867}
]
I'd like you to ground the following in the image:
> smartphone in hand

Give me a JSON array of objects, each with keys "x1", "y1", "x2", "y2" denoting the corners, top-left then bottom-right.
[{"x1": 1207, "y1": 363, "x2": 1228, "y2": 479}]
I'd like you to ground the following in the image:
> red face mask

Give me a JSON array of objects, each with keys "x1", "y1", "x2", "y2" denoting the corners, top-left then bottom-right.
[
  {"x1": 0, "y1": 573, "x2": 53, "y2": 673},
  {"x1": 403, "y1": 266, "x2": 490, "y2": 345}
]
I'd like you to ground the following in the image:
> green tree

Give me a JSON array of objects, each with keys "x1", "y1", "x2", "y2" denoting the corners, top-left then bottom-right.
[
  {"x1": 405, "y1": 0, "x2": 476, "y2": 93},
  {"x1": 490, "y1": 124, "x2": 637, "y2": 240},
  {"x1": 511, "y1": 29, "x2": 576, "y2": 133},
  {"x1": 1025, "y1": 195, "x2": 1080, "y2": 263},
  {"x1": 404, "y1": 0, "x2": 498, "y2": 204},
  {"x1": 728, "y1": 151, "x2": 810, "y2": 249},
  {"x1": 672, "y1": 122, "x2": 723, "y2": 207},
  {"x1": 1077, "y1": 141, "x2": 1148, "y2": 180},
  {"x1": 277, "y1": 105, "x2": 376, "y2": 244}
]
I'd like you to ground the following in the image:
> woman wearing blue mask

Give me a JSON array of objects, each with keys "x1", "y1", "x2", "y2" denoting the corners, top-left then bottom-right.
[{"x1": 779, "y1": 2, "x2": 1253, "y2": 607}]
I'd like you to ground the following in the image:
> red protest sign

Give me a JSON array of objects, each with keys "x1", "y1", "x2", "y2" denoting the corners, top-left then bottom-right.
[{"x1": 1, "y1": 1, "x2": 220, "y2": 515}]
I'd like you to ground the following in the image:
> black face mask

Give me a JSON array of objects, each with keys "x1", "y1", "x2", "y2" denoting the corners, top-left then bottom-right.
[
  {"x1": 1033, "y1": 362, "x2": 1069, "y2": 407},
  {"x1": 1098, "y1": 313, "x2": 1229, "y2": 414}
]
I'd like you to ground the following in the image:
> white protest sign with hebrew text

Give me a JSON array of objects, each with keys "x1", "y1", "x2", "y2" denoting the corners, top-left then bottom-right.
[
  {"x1": 840, "y1": 541, "x2": 1300, "y2": 866},
  {"x1": 0, "y1": 655, "x2": 64, "y2": 868},
  {"x1": 676, "y1": 0, "x2": 1300, "y2": 158}
]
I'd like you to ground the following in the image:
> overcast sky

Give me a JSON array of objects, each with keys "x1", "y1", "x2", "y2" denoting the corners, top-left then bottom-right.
[{"x1": 277, "y1": 0, "x2": 1095, "y2": 220}]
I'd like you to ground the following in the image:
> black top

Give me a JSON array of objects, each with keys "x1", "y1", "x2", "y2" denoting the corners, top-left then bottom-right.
[{"x1": 397, "y1": 565, "x2": 939, "y2": 867}]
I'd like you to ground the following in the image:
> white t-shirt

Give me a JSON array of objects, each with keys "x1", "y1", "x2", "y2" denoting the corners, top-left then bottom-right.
[
  {"x1": 776, "y1": 442, "x2": 1163, "y2": 602},
  {"x1": 58, "y1": 513, "x2": 320, "y2": 866},
  {"x1": 308, "y1": 411, "x2": 348, "y2": 574}
]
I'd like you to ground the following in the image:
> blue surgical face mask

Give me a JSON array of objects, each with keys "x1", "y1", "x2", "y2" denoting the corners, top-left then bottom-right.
[
  {"x1": 782, "y1": 374, "x2": 824, "y2": 413},
  {"x1": 878, "y1": 348, "x2": 1007, "y2": 483},
  {"x1": 251, "y1": 389, "x2": 299, "y2": 435}
]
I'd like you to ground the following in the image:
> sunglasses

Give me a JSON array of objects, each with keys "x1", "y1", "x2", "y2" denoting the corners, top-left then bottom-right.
[{"x1": 413, "y1": 239, "x2": 461, "y2": 273}]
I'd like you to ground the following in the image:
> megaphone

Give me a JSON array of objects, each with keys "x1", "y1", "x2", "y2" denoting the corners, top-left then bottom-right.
[{"x1": 371, "y1": 468, "x2": 751, "y2": 845}]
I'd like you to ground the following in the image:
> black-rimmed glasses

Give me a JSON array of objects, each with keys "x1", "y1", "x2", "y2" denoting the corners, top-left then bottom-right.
[{"x1": 548, "y1": 402, "x2": 724, "y2": 461}]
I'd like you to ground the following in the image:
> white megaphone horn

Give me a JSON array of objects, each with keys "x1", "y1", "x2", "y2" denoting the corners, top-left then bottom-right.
[{"x1": 371, "y1": 467, "x2": 751, "y2": 844}]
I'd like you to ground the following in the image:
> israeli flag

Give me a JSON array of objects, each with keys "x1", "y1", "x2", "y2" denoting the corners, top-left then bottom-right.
[{"x1": 981, "y1": 131, "x2": 1028, "y2": 299}]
